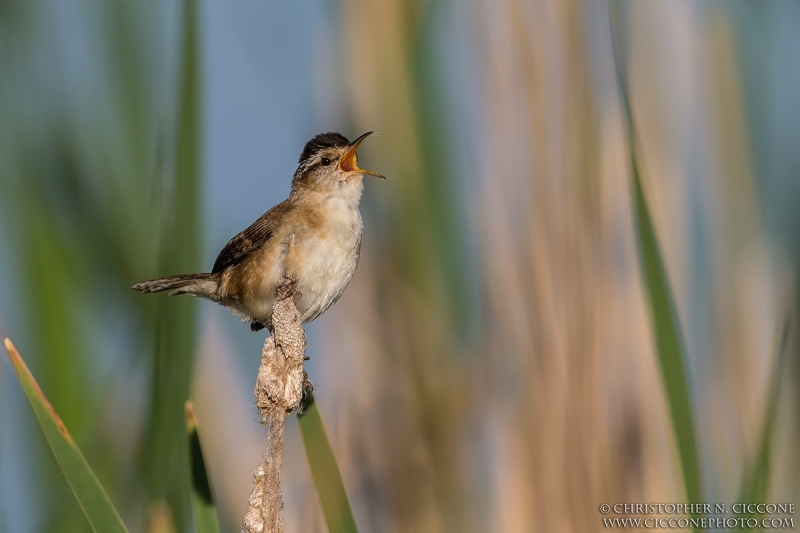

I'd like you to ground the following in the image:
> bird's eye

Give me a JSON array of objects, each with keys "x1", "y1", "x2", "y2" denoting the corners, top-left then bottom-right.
[{"x1": 320, "y1": 157, "x2": 332, "y2": 166}]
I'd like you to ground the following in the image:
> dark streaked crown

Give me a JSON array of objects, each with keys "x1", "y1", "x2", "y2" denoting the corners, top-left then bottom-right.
[{"x1": 298, "y1": 132, "x2": 350, "y2": 165}]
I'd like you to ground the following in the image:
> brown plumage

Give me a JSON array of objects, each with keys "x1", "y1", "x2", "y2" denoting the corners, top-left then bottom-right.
[{"x1": 132, "y1": 131, "x2": 384, "y2": 332}]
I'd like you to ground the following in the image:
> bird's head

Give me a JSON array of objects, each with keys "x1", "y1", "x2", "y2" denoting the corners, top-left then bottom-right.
[{"x1": 291, "y1": 132, "x2": 384, "y2": 198}]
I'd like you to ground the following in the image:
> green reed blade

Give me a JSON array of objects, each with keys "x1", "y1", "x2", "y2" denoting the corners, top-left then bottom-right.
[
  {"x1": 611, "y1": 3, "x2": 703, "y2": 509},
  {"x1": 185, "y1": 401, "x2": 222, "y2": 533},
  {"x1": 298, "y1": 395, "x2": 359, "y2": 533},
  {"x1": 142, "y1": 0, "x2": 202, "y2": 527},
  {"x1": 736, "y1": 319, "x2": 790, "y2": 528},
  {"x1": 4, "y1": 338, "x2": 129, "y2": 533}
]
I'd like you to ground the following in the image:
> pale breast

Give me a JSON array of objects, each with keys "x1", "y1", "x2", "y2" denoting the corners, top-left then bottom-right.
[{"x1": 289, "y1": 202, "x2": 363, "y2": 323}]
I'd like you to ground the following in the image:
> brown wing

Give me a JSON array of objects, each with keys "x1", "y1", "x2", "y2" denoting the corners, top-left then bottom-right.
[{"x1": 212, "y1": 200, "x2": 292, "y2": 273}]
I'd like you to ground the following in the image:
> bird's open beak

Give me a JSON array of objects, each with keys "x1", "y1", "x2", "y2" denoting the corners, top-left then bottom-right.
[{"x1": 339, "y1": 131, "x2": 386, "y2": 179}]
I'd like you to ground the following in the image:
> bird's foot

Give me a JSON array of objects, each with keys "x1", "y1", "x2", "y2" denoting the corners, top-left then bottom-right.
[
  {"x1": 297, "y1": 373, "x2": 315, "y2": 415},
  {"x1": 250, "y1": 320, "x2": 267, "y2": 332},
  {"x1": 277, "y1": 276, "x2": 301, "y2": 301}
]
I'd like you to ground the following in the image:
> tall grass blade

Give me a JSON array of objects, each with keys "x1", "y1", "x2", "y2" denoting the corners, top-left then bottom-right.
[
  {"x1": 3, "y1": 338, "x2": 129, "y2": 533},
  {"x1": 611, "y1": 3, "x2": 703, "y2": 509},
  {"x1": 408, "y1": 3, "x2": 471, "y2": 334},
  {"x1": 298, "y1": 395, "x2": 359, "y2": 533},
  {"x1": 185, "y1": 401, "x2": 222, "y2": 533},
  {"x1": 143, "y1": 0, "x2": 202, "y2": 525},
  {"x1": 631, "y1": 172, "x2": 702, "y2": 504},
  {"x1": 736, "y1": 319, "x2": 790, "y2": 527}
]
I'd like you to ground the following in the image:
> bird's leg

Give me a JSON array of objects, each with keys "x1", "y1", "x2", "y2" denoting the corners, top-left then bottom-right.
[{"x1": 278, "y1": 234, "x2": 303, "y2": 302}]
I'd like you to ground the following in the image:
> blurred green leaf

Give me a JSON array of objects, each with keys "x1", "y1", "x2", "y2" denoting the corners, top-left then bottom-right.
[
  {"x1": 298, "y1": 395, "x2": 359, "y2": 533},
  {"x1": 611, "y1": 3, "x2": 703, "y2": 510},
  {"x1": 736, "y1": 319, "x2": 790, "y2": 528},
  {"x1": 409, "y1": 4, "x2": 471, "y2": 335},
  {"x1": 0, "y1": 1, "x2": 171, "y2": 527},
  {"x1": 631, "y1": 172, "x2": 702, "y2": 504},
  {"x1": 4, "y1": 338, "x2": 129, "y2": 533},
  {"x1": 142, "y1": 0, "x2": 202, "y2": 526},
  {"x1": 185, "y1": 401, "x2": 222, "y2": 533}
]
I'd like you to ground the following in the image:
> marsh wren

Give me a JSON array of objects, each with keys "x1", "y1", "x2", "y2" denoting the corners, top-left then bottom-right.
[{"x1": 133, "y1": 131, "x2": 384, "y2": 332}]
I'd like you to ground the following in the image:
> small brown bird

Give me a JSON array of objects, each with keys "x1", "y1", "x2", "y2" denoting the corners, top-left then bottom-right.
[{"x1": 133, "y1": 131, "x2": 384, "y2": 332}]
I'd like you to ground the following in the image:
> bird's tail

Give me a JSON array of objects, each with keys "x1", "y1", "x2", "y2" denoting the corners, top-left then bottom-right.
[{"x1": 132, "y1": 273, "x2": 218, "y2": 299}]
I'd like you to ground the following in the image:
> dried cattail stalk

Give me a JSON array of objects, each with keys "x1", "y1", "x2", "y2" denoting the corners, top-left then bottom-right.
[{"x1": 242, "y1": 276, "x2": 307, "y2": 533}]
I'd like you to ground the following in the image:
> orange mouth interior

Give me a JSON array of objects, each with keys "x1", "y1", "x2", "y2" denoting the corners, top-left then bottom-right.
[{"x1": 339, "y1": 149, "x2": 359, "y2": 173}]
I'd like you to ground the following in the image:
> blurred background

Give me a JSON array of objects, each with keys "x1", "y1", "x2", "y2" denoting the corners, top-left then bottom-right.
[{"x1": 1, "y1": 0, "x2": 799, "y2": 531}]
